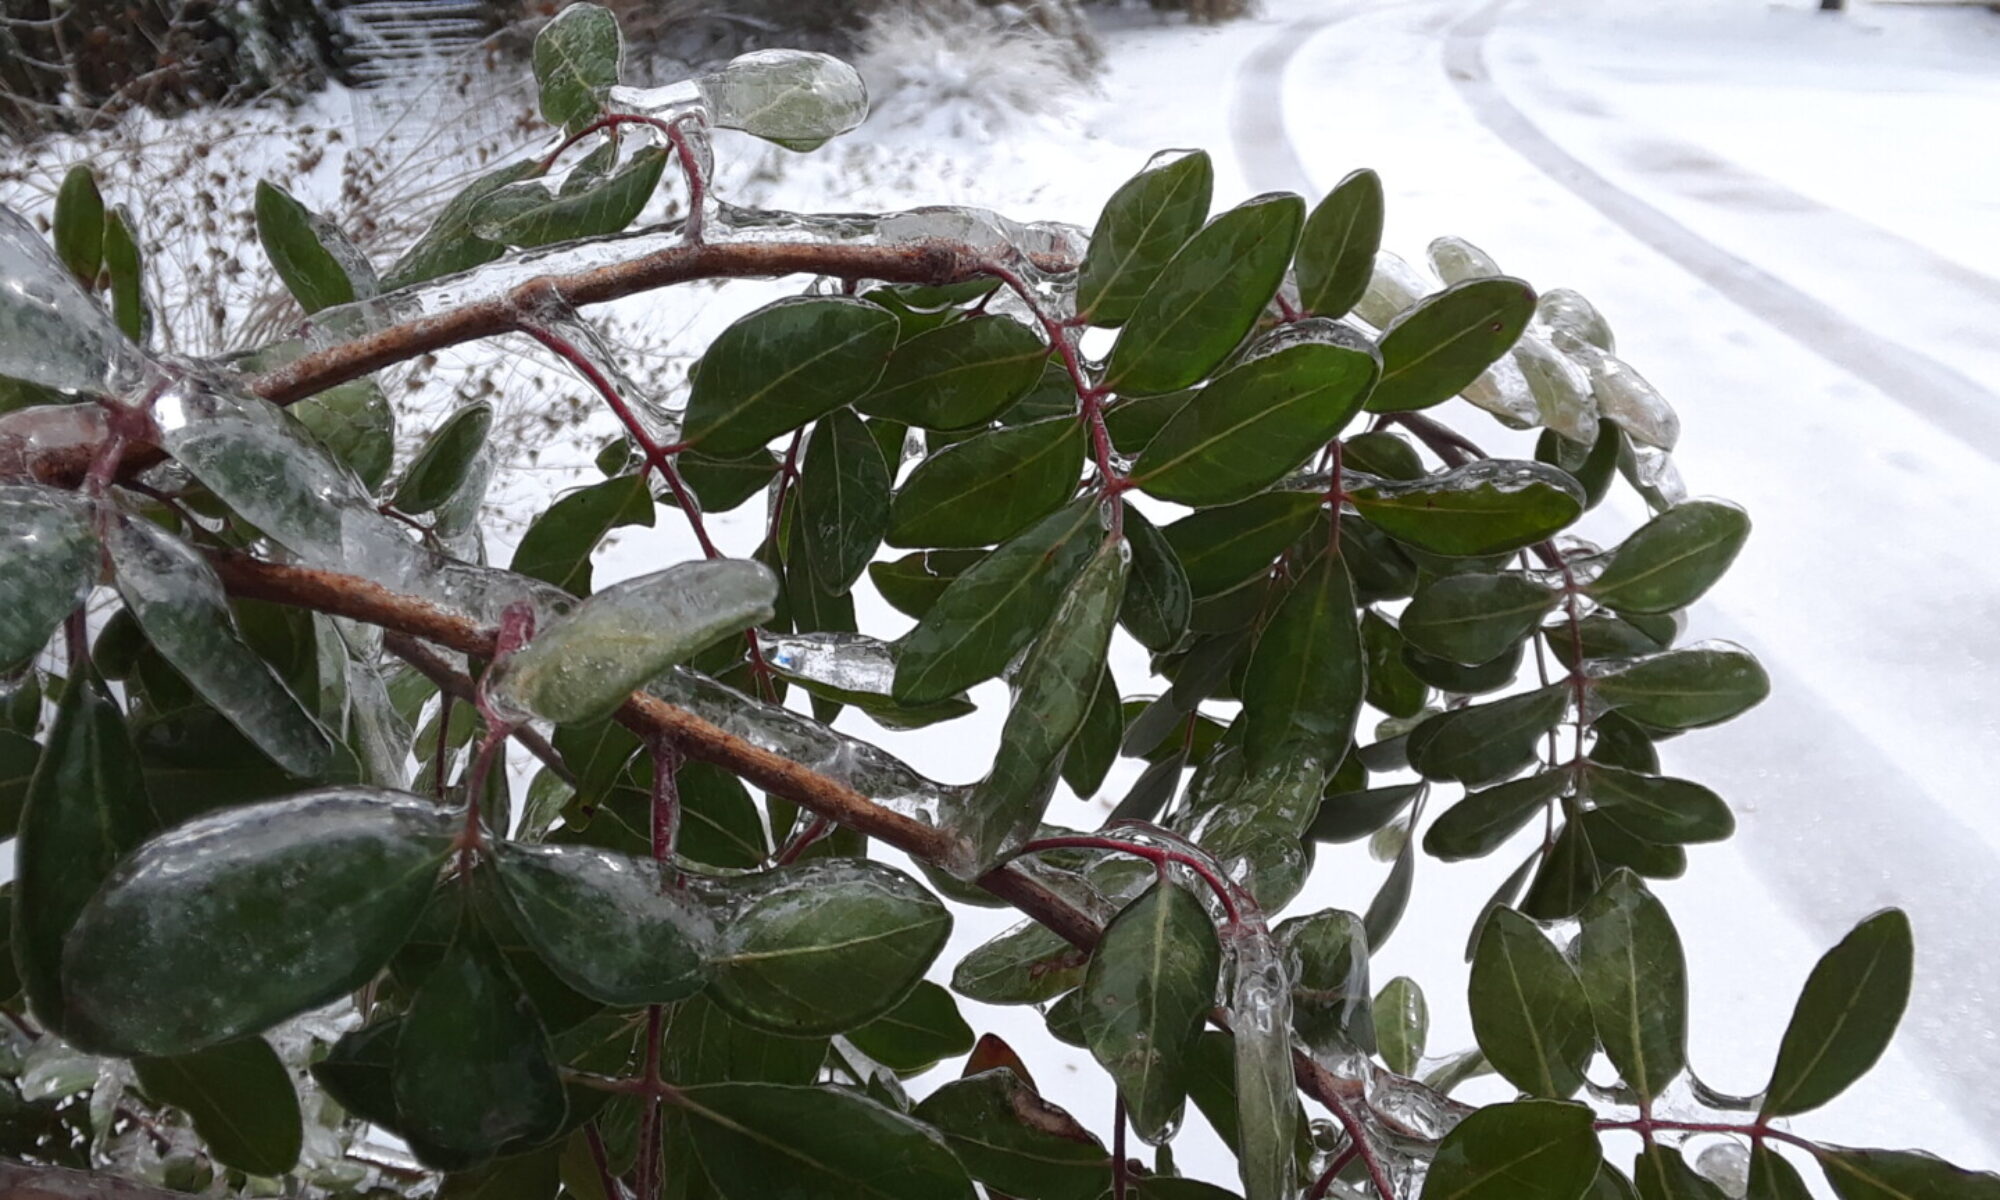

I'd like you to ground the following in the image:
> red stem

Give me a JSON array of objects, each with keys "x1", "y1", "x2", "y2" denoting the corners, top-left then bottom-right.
[
  {"x1": 1307, "y1": 1143, "x2": 1361, "y2": 1200},
  {"x1": 636, "y1": 1004, "x2": 666, "y2": 1200},
  {"x1": 584, "y1": 1124, "x2": 625, "y2": 1200},
  {"x1": 1595, "y1": 1116, "x2": 1820, "y2": 1155},
  {"x1": 1316, "y1": 1086, "x2": 1398, "y2": 1200},
  {"x1": 666, "y1": 116, "x2": 709, "y2": 244},
  {"x1": 1015, "y1": 835, "x2": 1242, "y2": 926},
  {"x1": 649, "y1": 737, "x2": 683, "y2": 864}
]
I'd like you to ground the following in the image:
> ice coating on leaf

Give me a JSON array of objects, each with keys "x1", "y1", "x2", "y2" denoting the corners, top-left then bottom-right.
[
  {"x1": 0, "y1": 484, "x2": 97, "y2": 669},
  {"x1": 518, "y1": 287, "x2": 684, "y2": 438},
  {"x1": 699, "y1": 50, "x2": 869, "y2": 152},
  {"x1": 106, "y1": 512, "x2": 336, "y2": 777},
  {"x1": 0, "y1": 401, "x2": 110, "y2": 483},
  {"x1": 1243, "y1": 315, "x2": 1375, "y2": 364},
  {"x1": 605, "y1": 79, "x2": 704, "y2": 124},
  {"x1": 1513, "y1": 330, "x2": 1599, "y2": 445},
  {"x1": 1537, "y1": 287, "x2": 1615, "y2": 352},
  {"x1": 1566, "y1": 337, "x2": 1680, "y2": 451},
  {"x1": 1227, "y1": 923, "x2": 1302, "y2": 1200},
  {"x1": 711, "y1": 203, "x2": 883, "y2": 249},
  {"x1": 1364, "y1": 1069, "x2": 1470, "y2": 1144},
  {"x1": 1456, "y1": 353, "x2": 1538, "y2": 429},
  {"x1": 0, "y1": 206, "x2": 153, "y2": 397},
  {"x1": 1352, "y1": 251, "x2": 1438, "y2": 328},
  {"x1": 1426, "y1": 236, "x2": 1501, "y2": 286},
  {"x1": 756, "y1": 629, "x2": 896, "y2": 694},
  {"x1": 494, "y1": 841, "x2": 713, "y2": 1006},
  {"x1": 493, "y1": 557, "x2": 776, "y2": 725},
  {"x1": 1627, "y1": 443, "x2": 1689, "y2": 509}
]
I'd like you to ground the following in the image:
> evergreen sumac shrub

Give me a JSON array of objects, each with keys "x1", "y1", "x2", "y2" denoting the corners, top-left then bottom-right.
[{"x1": 0, "y1": 5, "x2": 1992, "y2": 1199}]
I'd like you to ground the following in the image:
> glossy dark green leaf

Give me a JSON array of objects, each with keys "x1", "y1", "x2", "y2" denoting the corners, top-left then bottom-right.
[
  {"x1": 1587, "y1": 501, "x2": 1750, "y2": 616},
  {"x1": 1520, "y1": 821, "x2": 1602, "y2": 922},
  {"x1": 1363, "y1": 821, "x2": 1418, "y2": 949},
  {"x1": 1120, "y1": 507, "x2": 1192, "y2": 652},
  {"x1": 1227, "y1": 928, "x2": 1301, "y2": 1200},
  {"x1": 291, "y1": 377, "x2": 396, "y2": 493},
  {"x1": 1403, "y1": 573, "x2": 1559, "y2": 666},
  {"x1": 952, "y1": 920, "x2": 1088, "y2": 1005},
  {"x1": 135, "y1": 1036, "x2": 301, "y2": 1176},
  {"x1": 868, "y1": 549, "x2": 985, "y2": 621},
  {"x1": 1079, "y1": 150, "x2": 1214, "y2": 327},
  {"x1": 847, "y1": 981, "x2": 974, "y2": 1074},
  {"x1": 1580, "y1": 810, "x2": 1685, "y2": 881},
  {"x1": 1350, "y1": 461, "x2": 1584, "y2": 556},
  {"x1": 1081, "y1": 881, "x2": 1222, "y2": 1140},
  {"x1": 54, "y1": 164, "x2": 105, "y2": 285},
  {"x1": 1633, "y1": 1146, "x2": 1728, "y2": 1200},
  {"x1": 11, "y1": 671, "x2": 157, "y2": 1034},
  {"x1": 386, "y1": 159, "x2": 542, "y2": 288},
  {"x1": 1165, "y1": 492, "x2": 1322, "y2": 597},
  {"x1": 1591, "y1": 644, "x2": 1769, "y2": 730},
  {"x1": 683, "y1": 297, "x2": 899, "y2": 456},
  {"x1": 1240, "y1": 550, "x2": 1363, "y2": 770},
  {"x1": 1109, "y1": 749, "x2": 1187, "y2": 824},
  {"x1": 1368, "y1": 277, "x2": 1537, "y2": 413},
  {"x1": 708, "y1": 858, "x2": 951, "y2": 1036},
  {"x1": 1470, "y1": 907, "x2": 1595, "y2": 1098},
  {"x1": 1539, "y1": 422, "x2": 1622, "y2": 512},
  {"x1": 1295, "y1": 168, "x2": 1383, "y2": 319},
  {"x1": 664, "y1": 993, "x2": 828, "y2": 1086},
  {"x1": 1103, "y1": 388, "x2": 1196, "y2": 455},
  {"x1": 675, "y1": 447, "x2": 782, "y2": 513},
  {"x1": 1574, "y1": 870, "x2": 1686, "y2": 1100},
  {"x1": 1815, "y1": 1147, "x2": 2000, "y2": 1200},
  {"x1": 1748, "y1": 1145, "x2": 1814, "y2": 1200},
  {"x1": 894, "y1": 497, "x2": 1104, "y2": 704},
  {"x1": 1408, "y1": 685, "x2": 1568, "y2": 786},
  {"x1": 1344, "y1": 429, "x2": 1425, "y2": 481},
  {"x1": 103, "y1": 204, "x2": 146, "y2": 343},
  {"x1": 1422, "y1": 1100, "x2": 1601, "y2": 1200},
  {"x1": 1062, "y1": 666, "x2": 1124, "y2": 799},
  {"x1": 676, "y1": 1082, "x2": 974, "y2": 1200},
  {"x1": 1276, "y1": 908, "x2": 1373, "y2": 1055},
  {"x1": 796, "y1": 407, "x2": 892, "y2": 593},
  {"x1": 62, "y1": 789, "x2": 453, "y2": 1057},
  {"x1": 1582, "y1": 764, "x2": 1734, "y2": 845},
  {"x1": 861, "y1": 315, "x2": 1050, "y2": 429},
  {"x1": 470, "y1": 146, "x2": 667, "y2": 248},
  {"x1": 1760, "y1": 909, "x2": 1912, "y2": 1118},
  {"x1": 534, "y1": 2, "x2": 621, "y2": 131},
  {"x1": 0, "y1": 730, "x2": 39, "y2": 839},
  {"x1": 394, "y1": 907, "x2": 568, "y2": 1170},
  {"x1": 1426, "y1": 770, "x2": 1568, "y2": 861},
  {"x1": 1309, "y1": 782, "x2": 1420, "y2": 844},
  {"x1": 492, "y1": 842, "x2": 709, "y2": 1007},
  {"x1": 912, "y1": 1069, "x2": 1111, "y2": 1200},
  {"x1": 1588, "y1": 1164, "x2": 1643, "y2": 1200},
  {"x1": 0, "y1": 487, "x2": 96, "y2": 672},
  {"x1": 311, "y1": 1018, "x2": 402, "y2": 1128},
  {"x1": 1104, "y1": 193, "x2": 1306, "y2": 397},
  {"x1": 511, "y1": 474, "x2": 655, "y2": 595},
  {"x1": 440, "y1": 1148, "x2": 564, "y2": 1200},
  {"x1": 888, "y1": 416, "x2": 1083, "y2": 549},
  {"x1": 1362, "y1": 611, "x2": 1429, "y2": 719},
  {"x1": 1374, "y1": 975, "x2": 1427, "y2": 1075},
  {"x1": 254, "y1": 181, "x2": 371, "y2": 314},
  {"x1": 1585, "y1": 714, "x2": 1657, "y2": 776},
  {"x1": 395, "y1": 401, "x2": 493, "y2": 516},
  {"x1": 1133, "y1": 336, "x2": 1377, "y2": 506}
]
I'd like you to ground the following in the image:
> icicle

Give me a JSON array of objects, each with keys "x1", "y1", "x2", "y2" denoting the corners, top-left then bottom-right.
[
  {"x1": 698, "y1": 49, "x2": 870, "y2": 152},
  {"x1": 0, "y1": 207, "x2": 154, "y2": 398},
  {"x1": 1513, "y1": 330, "x2": 1599, "y2": 445},
  {"x1": 1426, "y1": 236, "x2": 1501, "y2": 285},
  {"x1": 755, "y1": 630, "x2": 896, "y2": 694},
  {"x1": 1352, "y1": 251, "x2": 1439, "y2": 329},
  {"x1": 1227, "y1": 923, "x2": 1301, "y2": 1200}
]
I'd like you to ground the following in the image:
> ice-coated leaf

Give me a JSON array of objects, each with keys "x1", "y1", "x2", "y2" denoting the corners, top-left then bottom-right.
[
  {"x1": 1119, "y1": 506, "x2": 1191, "y2": 653},
  {"x1": 1080, "y1": 880, "x2": 1221, "y2": 1142},
  {"x1": 1421, "y1": 1100, "x2": 1601, "y2": 1200},
  {"x1": 254, "y1": 181, "x2": 374, "y2": 314},
  {"x1": 394, "y1": 904, "x2": 568, "y2": 1170},
  {"x1": 1521, "y1": 821, "x2": 1602, "y2": 923},
  {"x1": 707, "y1": 858, "x2": 951, "y2": 1036},
  {"x1": 1368, "y1": 277, "x2": 1538, "y2": 414},
  {"x1": 386, "y1": 159, "x2": 542, "y2": 288},
  {"x1": 1633, "y1": 1146, "x2": 1729, "y2": 1200},
  {"x1": 1373, "y1": 975, "x2": 1428, "y2": 1075},
  {"x1": 11, "y1": 670, "x2": 157, "y2": 1033},
  {"x1": 1362, "y1": 610, "x2": 1429, "y2": 719},
  {"x1": 1581, "y1": 764, "x2": 1734, "y2": 845},
  {"x1": 1517, "y1": 330, "x2": 1600, "y2": 446},
  {"x1": 1402, "y1": 572, "x2": 1559, "y2": 666},
  {"x1": 847, "y1": 981, "x2": 974, "y2": 1074},
  {"x1": 797, "y1": 407, "x2": 891, "y2": 593},
  {"x1": 1078, "y1": 149, "x2": 1214, "y2": 328},
  {"x1": 1747, "y1": 1145, "x2": 1813, "y2": 1200},
  {"x1": 1239, "y1": 548, "x2": 1362, "y2": 769},
  {"x1": 1062, "y1": 666, "x2": 1126, "y2": 797},
  {"x1": 1760, "y1": 909, "x2": 1912, "y2": 1118},
  {"x1": 912, "y1": 1069, "x2": 1111, "y2": 1200},
  {"x1": 495, "y1": 558, "x2": 776, "y2": 725},
  {"x1": 952, "y1": 919, "x2": 1087, "y2": 1006},
  {"x1": 1349, "y1": 460, "x2": 1584, "y2": 556},
  {"x1": 106, "y1": 512, "x2": 335, "y2": 777},
  {"x1": 1164, "y1": 491, "x2": 1321, "y2": 597},
  {"x1": 1589, "y1": 642, "x2": 1769, "y2": 730},
  {"x1": 887, "y1": 415, "x2": 1083, "y2": 549},
  {"x1": 1223, "y1": 924, "x2": 1299, "y2": 1200},
  {"x1": 1276, "y1": 908, "x2": 1373, "y2": 1055},
  {"x1": 1407, "y1": 684, "x2": 1568, "y2": 786},
  {"x1": 1470, "y1": 908, "x2": 1595, "y2": 1098},
  {"x1": 682, "y1": 297, "x2": 898, "y2": 457},
  {"x1": 134, "y1": 1036, "x2": 302, "y2": 1176},
  {"x1": 492, "y1": 842, "x2": 711, "y2": 1007},
  {"x1": 677, "y1": 1082, "x2": 974, "y2": 1199},
  {"x1": 893, "y1": 496, "x2": 1104, "y2": 704},
  {"x1": 868, "y1": 549, "x2": 982, "y2": 621},
  {"x1": 1308, "y1": 781, "x2": 1418, "y2": 845},
  {"x1": 1429, "y1": 235, "x2": 1502, "y2": 284},
  {"x1": 290, "y1": 376, "x2": 396, "y2": 493},
  {"x1": 511, "y1": 474, "x2": 656, "y2": 595},
  {"x1": 534, "y1": 2, "x2": 622, "y2": 132},
  {"x1": 700, "y1": 49, "x2": 869, "y2": 151},
  {"x1": 62, "y1": 788, "x2": 453, "y2": 1056},
  {"x1": 1426, "y1": 770, "x2": 1568, "y2": 861},
  {"x1": 1586, "y1": 500, "x2": 1751, "y2": 616},
  {"x1": 1574, "y1": 870, "x2": 1686, "y2": 1100},
  {"x1": 1815, "y1": 1147, "x2": 2000, "y2": 1200},
  {"x1": 394, "y1": 402, "x2": 493, "y2": 516},
  {"x1": 468, "y1": 147, "x2": 668, "y2": 249},
  {"x1": 1132, "y1": 334, "x2": 1377, "y2": 506},
  {"x1": 1104, "y1": 192, "x2": 1306, "y2": 397},
  {"x1": 0, "y1": 206, "x2": 149, "y2": 396},
  {"x1": 0, "y1": 486, "x2": 96, "y2": 671},
  {"x1": 1295, "y1": 168, "x2": 1384, "y2": 319},
  {"x1": 859, "y1": 314, "x2": 1049, "y2": 430},
  {"x1": 53, "y1": 165, "x2": 104, "y2": 286}
]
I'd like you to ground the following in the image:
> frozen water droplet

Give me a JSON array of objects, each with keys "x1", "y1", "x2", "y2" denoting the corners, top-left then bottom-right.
[
  {"x1": 0, "y1": 206, "x2": 153, "y2": 398},
  {"x1": 1353, "y1": 251, "x2": 1439, "y2": 329},
  {"x1": 1695, "y1": 1142, "x2": 1751, "y2": 1197},
  {"x1": 1426, "y1": 236, "x2": 1501, "y2": 285},
  {"x1": 699, "y1": 49, "x2": 869, "y2": 151}
]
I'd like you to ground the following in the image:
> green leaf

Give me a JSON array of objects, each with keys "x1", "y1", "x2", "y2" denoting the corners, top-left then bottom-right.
[
  {"x1": 1521, "y1": 821, "x2": 1602, "y2": 922},
  {"x1": 860, "y1": 315, "x2": 1050, "y2": 429},
  {"x1": 291, "y1": 378, "x2": 396, "y2": 493},
  {"x1": 0, "y1": 486, "x2": 97, "y2": 671},
  {"x1": 1748, "y1": 1145, "x2": 1814, "y2": 1200},
  {"x1": 684, "y1": 297, "x2": 899, "y2": 456},
  {"x1": 494, "y1": 559, "x2": 777, "y2": 725},
  {"x1": 134, "y1": 1037, "x2": 301, "y2": 1176},
  {"x1": 1350, "y1": 461, "x2": 1584, "y2": 556},
  {"x1": 1296, "y1": 168, "x2": 1384, "y2": 319},
  {"x1": 1591, "y1": 643, "x2": 1770, "y2": 730},
  {"x1": 894, "y1": 497, "x2": 1105, "y2": 703},
  {"x1": 441, "y1": 1148, "x2": 564, "y2": 1200},
  {"x1": 1276, "y1": 908, "x2": 1373, "y2": 1056},
  {"x1": 1362, "y1": 610, "x2": 1428, "y2": 719},
  {"x1": 62, "y1": 789, "x2": 453, "y2": 1057},
  {"x1": 1309, "y1": 782, "x2": 1419, "y2": 844},
  {"x1": 511, "y1": 474, "x2": 657, "y2": 595},
  {"x1": 1368, "y1": 277, "x2": 1537, "y2": 413},
  {"x1": 1240, "y1": 549, "x2": 1362, "y2": 769},
  {"x1": 888, "y1": 416, "x2": 1084, "y2": 549},
  {"x1": 386, "y1": 159, "x2": 541, "y2": 288},
  {"x1": 958, "y1": 536, "x2": 1125, "y2": 868},
  {"x1": 394, "y1": 401, "x2": 494, "y2": 516},
  {"x1": 1408, "y1": 684, "x2": 1568, "y2": 786},
  {"x1": 0, "y1": 730, "x2": 40, "y2": 839},
  {"x1": 469, "y1": 147, "x2": 668, "y2": 248},
  {"x1": 1420, "y1": 1099, "x2": 1602, "y2": 1200},
  {"x1": 1118, "y1": 507, "x2": 1190, "y2": 653},
  {"x1": 912, "y1": 1069, "x2": 1111, "y2": 1200},
  {"x1": 796, "y1": 407, "x2": 892, "y2": 593},
  {"x1": 1229, "y1": 929, "x2": 1300, "y2": 1200},
  {"x1": 1586, "y1": 500, "x2": 1750, "y2": 615},
  {"x1": 708, "y1": 858, "x2": 951, "y2": 1036},
  {"x1": 1062, "y1": 666, "x2": 1125, "y2": 798},
  {"x1": 1164, "y1": 492, "x2": 1322, "y2": 597},
  {"x1": 1080, "y1": 880, "x2": 1221, "y2": 1141},
  {"x1": 1469, "y1": 908, "x2": 1595, "y2": 1098},
  {"x1": 492, "y1": 842, "x2": 709, "y2": 1007},
  {"x1": 676, "y1": 447, "x2": 783, "y2": 513},
  {"x1": 103, "y1": 205, "x2": 146, "y2": 343},
  {"x1": 1132, "y1": 331, "x2": 1377, "y2": 506},
  {"x1": 664, "y1": 993, "x2": 828, "y2": 1086},
  {"x1": 1815, "y1": 1148, "x2": 2000, "y2": 1200},
  {"x1": 1402, "y1": 572, "x2": 1559, "y2": 666},
  {"x1": 254, "y1": 181, "x2": 373, "y2": 314},
  {"x1": 1373, "y1": 975, "x2": 1427, "y2": 1075},
  {"x1": 1574, "y1": 870, "x2": 1686, "y2": 1100},
  {"x1": 1582, "y1": 764, "x2": 1734, "y2": 845},
  {"x1": 394, "y1": 904, "x2": 568, "y2": 1170},
  {"x1": 1104, "y1": 193, "x2": 1306, "y2": 397},
  {"x1": 534, "y1": 2, "x2": 621, "y2": 131},
  {"x1": 1589, "y1": 1164, "x2": 1643, "y2": 1200},
  {"x1": 868, "y1": 549, "x2": 984, "y2": 621},
  {"x1": 1426, "y1": 770, "x2": 1568, "y2": 861},
  {"x1": 952, "y1": 920, "x2": 1087, "y2": 1006},
  {"x1": 1633, "y1": 1146, "x2": 1729, "y2": 1200},
  {"x1": 1079, "y1": 150, "x2": 1214, "y2": 326},
  {"x1": 1760, "y1": 909, "x2": 1913, "y2": 1118},
  {"x1": 848, "y1": 981, "x2": 974, "y2": 1074},
  {"x1": 11, "y1": 670, "x2": 157, "y2": 1034},
  {"x1": 54, "y1": 165, "x2": 105, "y2": 287},
  {"x1": 676, "y1": 1082, "x2": 974, "y2": 1200}
]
